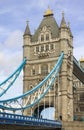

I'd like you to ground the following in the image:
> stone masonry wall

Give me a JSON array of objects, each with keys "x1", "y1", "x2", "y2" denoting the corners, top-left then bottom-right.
[{"x1": 62, "y1": 121, "x2": 84, "y2": 130}]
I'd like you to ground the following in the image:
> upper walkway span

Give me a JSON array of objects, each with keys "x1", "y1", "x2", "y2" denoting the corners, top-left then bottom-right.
[{"x1": 73, "y1": 57, "x2": 84, "y2": 84}]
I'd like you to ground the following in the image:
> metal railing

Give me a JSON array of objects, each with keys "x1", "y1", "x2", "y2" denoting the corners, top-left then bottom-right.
[{"x1": 0, "y1": 112, "x2": 62, "y2": 128}]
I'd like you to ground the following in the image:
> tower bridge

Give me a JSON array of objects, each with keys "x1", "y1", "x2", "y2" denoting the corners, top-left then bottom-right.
[
  {"x1": 23, "y1": 7, "x2": 84, "y2": 121},
  {"x1": 0, "y1": 7, "x2": 84, "y2": 130}
]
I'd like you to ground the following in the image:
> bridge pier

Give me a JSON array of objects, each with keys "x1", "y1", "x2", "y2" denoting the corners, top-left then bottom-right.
[{"x1": 62, "y1": 121, "x2": 84, "y2": 130}]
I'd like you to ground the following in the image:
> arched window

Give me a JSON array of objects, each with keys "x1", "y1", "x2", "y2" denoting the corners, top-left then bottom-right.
[
  {"x1": 50, "y1": 44, "x2": 54, "y2": 50},
  {"x1": 46, "y1": 44, "x2": 49, "y2": 51},
  {"x1": 41, "y1": 64, "x2": 48, "y2": 75},
  {"x1": 32, "y1": 69, "x2": 35, "y2": 75},
  {"x1": 46, "y1": 34, "x2": 49, "y2": 41},
  {"x1": 41, "y1": 35, "x2": 44, "y2": 41},
  {"x1": 36, "y1": 46, "x2": 39, "y2": 52},
  {"x1": 41, "y1": 45, "x2": 44, "y2": 52}
]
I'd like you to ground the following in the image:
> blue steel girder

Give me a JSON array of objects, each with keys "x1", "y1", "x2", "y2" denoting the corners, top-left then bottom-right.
[
  {"x1": 0, "y1": 112, "x2": 62, "y2": 129},
  {"x1": 0, "y1": 58, "x2": 26, "y2": 97},
  {"x1": 0, "y1": 52, "x2": 64, "y2": 111}
]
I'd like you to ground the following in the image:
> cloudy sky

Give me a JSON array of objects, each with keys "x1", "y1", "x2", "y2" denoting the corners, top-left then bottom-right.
[{"x1": 0, "y1": 0, "x2": 84, "y2": 99}]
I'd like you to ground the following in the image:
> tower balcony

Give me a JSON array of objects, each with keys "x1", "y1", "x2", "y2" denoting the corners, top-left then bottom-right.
[{"x1": 38, "y1": 51, "x2": 49, "y2": 58}]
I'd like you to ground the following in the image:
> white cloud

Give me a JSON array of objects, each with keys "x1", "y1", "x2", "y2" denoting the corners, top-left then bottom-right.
[
  {"x1": 4, "y1": 30, "x2": 23, "y2": 50},
  {"x1": 25, "y1": 0, "x2": 54, "y2": 10},
  {"x1": 0, "y1": 30, "x2": 23, "y2": 80},
  {"x1": 74, "y1": 46, "x2": 84, "y2": 60},
  {"x1": 0, "y1": 29, "x2": 23, "y2": 100},
  {"x1": 0, "y1": 7, "x2": 12, "y2": 15},
  {"x1": 74, "y1": 31, "x2": 84, "y2": 46},
  {"x1": 0, "y1": 26, "x2": 11, "y2": 36},
  {"x1": 73, "y1": 31, "x2": 84, "y2": 60}
]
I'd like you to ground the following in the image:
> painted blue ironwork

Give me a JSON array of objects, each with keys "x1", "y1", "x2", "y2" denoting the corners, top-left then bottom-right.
[
  {"x1": 0, "y1": 112, "x2": 62, "y2": 128},
  {"x1": 0, "y1": 58, "x2": 26, "y2": 97},
  {"x1": 0, "y1": 52, "x2": 64, "y2": 111}
]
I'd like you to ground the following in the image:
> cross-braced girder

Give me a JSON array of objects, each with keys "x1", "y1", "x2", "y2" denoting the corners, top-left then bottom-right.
[{"x1": 0, "y1": 52, "x2": 64, "y2": 112}]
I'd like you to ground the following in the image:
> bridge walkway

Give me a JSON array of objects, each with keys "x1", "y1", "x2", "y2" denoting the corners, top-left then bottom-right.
[{"x1": 0, "y1": 112, "x2": 62, "y2": 130}]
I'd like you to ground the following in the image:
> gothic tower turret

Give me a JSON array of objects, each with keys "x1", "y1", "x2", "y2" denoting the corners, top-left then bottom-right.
[
  {"x1": 57, "y1": 12, "x2": 73, "y2": 121},
  {"x1": 23, "y1": 21, "x2": 32, "y2": 115},
  {"x1": 23, "y1": 21, "x2": 31, "y2": 59}
]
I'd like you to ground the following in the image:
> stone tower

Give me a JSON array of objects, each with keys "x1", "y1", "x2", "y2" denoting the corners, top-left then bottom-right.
[{"x1": 23, "y1": 8, "x2": 73, "y2": 121}]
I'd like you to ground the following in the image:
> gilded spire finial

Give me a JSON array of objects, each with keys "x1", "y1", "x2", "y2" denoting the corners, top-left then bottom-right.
[{"x1": 44, "y1": 6, "x2": 53, "y2": 17}]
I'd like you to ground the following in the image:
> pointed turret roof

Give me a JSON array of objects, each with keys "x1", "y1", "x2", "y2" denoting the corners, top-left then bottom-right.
[
  {"x1": 24, "y1": 21, "x2": 31, "y2": 36},
  {"x1": 60, "y1": 12, "x2": 67, "y2": 28},
  {"x1": 32, "y1": 7, "x2": 59, "y2": 42},
  {"x1": 68, "y1": 22, "x2": 73, "y2": 37}
]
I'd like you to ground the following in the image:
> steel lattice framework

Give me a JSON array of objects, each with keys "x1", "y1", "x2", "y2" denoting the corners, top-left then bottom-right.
[{"x1": 0, "y1": 52, "x2": 64, "y2": 112}]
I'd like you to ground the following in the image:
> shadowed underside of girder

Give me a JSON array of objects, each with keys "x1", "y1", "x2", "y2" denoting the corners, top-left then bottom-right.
[
  {"x1": 73, "y1": 56, "x2": 84, "y2": 84},
  {"x1": 0, "y1": 124, "x2": 61, "y2": 130}
]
